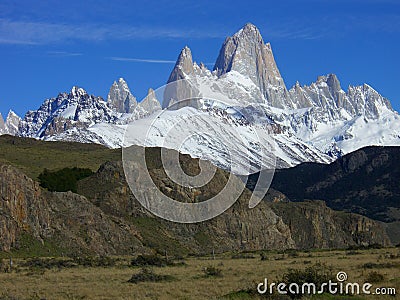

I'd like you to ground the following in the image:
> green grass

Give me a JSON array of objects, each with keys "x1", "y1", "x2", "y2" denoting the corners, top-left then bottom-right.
[
  {"x1": 130, "y1": 217, "x2": 189, "y2": 257},
  {"x1": 0, "y1": 233, "x2": 67, "y2": 259},
  {"x1": 0, "y1": 135, "x2": 121, "y2": 179}
]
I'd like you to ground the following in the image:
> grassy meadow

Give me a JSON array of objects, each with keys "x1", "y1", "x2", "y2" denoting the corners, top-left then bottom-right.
[{"x1": 0, "y1": 248, "x2": 399, "y2": 299}]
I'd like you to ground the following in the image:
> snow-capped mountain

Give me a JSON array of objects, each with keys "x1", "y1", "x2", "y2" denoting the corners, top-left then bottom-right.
[
  {"x1": 3, "y1": 23, "x2": 399, "y2": 173},
  {"x1": 157, "y1": 23, "x2": 400, "y2": 169},
  {"x1": 17, "y1": 79, "x2": 161, "y2": 142},
  {"x1": 19, "y1": 86, "x2": 120, "y2": 138},
  {"x1": 107, "y1": 78, "x2": 137, "y2": 113},
  {"x1": 0, "y1": 110, "x2": 21, "y2": 135}
]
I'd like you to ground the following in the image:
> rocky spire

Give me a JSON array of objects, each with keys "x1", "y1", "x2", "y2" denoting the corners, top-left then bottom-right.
[
  {"x1": 164, "y1": 46, "x2": 199, "y2": 109},
  {"x1": 0, "y1": 113, "x2": 5, "y2": 133},
  {"x1": 70, "y1": 86, "x2": 87, "y2": 98},
  {"x1": 138, "y1": 88, "x2": 161, "y2": 114},
  {"x1": 4, "y1": 110, "x2": 21, "y2": 135},
  {"x1": 107, "y1": 78, "x2": 137, "y2": 113},
  {"x1": 167, "y1": 46, "x2": 194, "y2": 83},
  {"x1": 213, "y1": 23, "x2": 291, "y2": 108}
]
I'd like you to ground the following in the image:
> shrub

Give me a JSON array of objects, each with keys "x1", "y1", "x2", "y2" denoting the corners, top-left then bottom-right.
[
  {"x1": 260, "y1": 252, "x2": 268, "y2": 261},
  {"x1": 22, "y1": 257, "x2": 76, "y2": 270},
  {"x1": 73, "y1": 256, "x2": 116, "y2": 267},
  {"x1": 280, "y1": 263, "x2": 335, "y2": 298},
  {"x1": 131, "y1": 254, "x2": 168, "y2": 267},
  {"x1": 203, "y1": 265, "x2": 223, "y2": 277},
  {"x1": 231, "y1": 252, "x2": 256, "y2": 259},
  {"x1": 362, "y1": 262, "x2": 399, "y2": 269},
  {"x1": 347, "y1": 244, "x2": 383, "y2": 250},
  {"x1": 38, "y1": 167, "x2": 94, "y2": 193},
  {"x1": 127, "y1": 267, "x2": 175, "y2": 284},
  {"x1": 365, "y1": 271, "x2": 385, "y2": 283}
]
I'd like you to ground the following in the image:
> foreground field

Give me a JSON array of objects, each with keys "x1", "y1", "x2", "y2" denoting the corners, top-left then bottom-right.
[{"x1": 0, "y1": 248, "x2": 399, "y2": 299}]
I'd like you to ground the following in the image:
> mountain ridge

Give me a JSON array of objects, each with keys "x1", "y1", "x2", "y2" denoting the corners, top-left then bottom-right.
[{"x1": 1, "y1": 23, "x2": 399, "y2": 172}]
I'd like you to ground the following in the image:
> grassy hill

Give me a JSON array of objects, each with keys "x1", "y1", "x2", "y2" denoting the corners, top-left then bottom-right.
[{"x1": 0, "y1": 135, "x2": 121, "y2": 179}]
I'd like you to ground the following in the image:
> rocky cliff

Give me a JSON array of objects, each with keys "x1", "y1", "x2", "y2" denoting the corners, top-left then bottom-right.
[{"x1": 0, "y1": 146, "x2": 392, "y2": 256}]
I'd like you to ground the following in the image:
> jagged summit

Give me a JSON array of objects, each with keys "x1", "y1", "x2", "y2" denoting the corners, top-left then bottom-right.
[
  {"x1": 0, "y1": 110, "x2": 21, "y2": 135},
  {"x1": 70, "y1": 86, "x2": 87, "y2": 98},
  {"x1": 167, "y1": 46, "x2": 194, "y2": 83},
  {"x1": 288, "y1": 73, "x2": 393, "y2": 118},
  {"x1": 231, "y1": 22, "x2": 263, "y2": 43},
  {"x1": 213, "y1": 23, "x2": 291, "y2": 108},
  {"x1": 107, "y1": 77, "x2": 137, "y2": 113},
  {"x1": 0, "y1": 113, "x2": 4, "y2": 133},
  {"x1": 4, "y1": 110, "x2": 21, "y2": 135},
  {"x1": 137, "y1": 88, "x2": 161, "y2": 114}
]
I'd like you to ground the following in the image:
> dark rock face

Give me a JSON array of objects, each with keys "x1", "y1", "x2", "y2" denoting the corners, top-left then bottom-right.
[{"x1": 270, "y1": 146, "x2": 400, "y2": 225}]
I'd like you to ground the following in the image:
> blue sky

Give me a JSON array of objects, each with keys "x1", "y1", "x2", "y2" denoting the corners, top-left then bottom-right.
[{"x1": 0, "y1": 0, "x2": 399, "y2": 117}]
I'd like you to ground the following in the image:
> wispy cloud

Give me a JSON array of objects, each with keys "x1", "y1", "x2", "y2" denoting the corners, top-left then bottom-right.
[
  {"x1": 47, "y1": 51, "x2": 83, "y2": 57},
  {"x1": 109, "y1": 57, "x2": 176, "y2": 64},
  {"x1": 0, "y1": 18, "x2": 224, "y2": 45}
]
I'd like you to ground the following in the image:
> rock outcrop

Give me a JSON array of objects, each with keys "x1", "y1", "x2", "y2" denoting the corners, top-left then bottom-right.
[
  {"x1": 0, "y1": 163, "x2": 145, "y2": 255},
  {"x1": 271, "y1": 200, "x2": 391, "y2": 249}
]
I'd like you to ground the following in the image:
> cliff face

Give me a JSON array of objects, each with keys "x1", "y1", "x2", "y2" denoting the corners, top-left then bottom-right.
[
  {"x1": 270, "y1": 201, "x2": 390, "y2": 249},
  {"x1": 77, "y1": 155, "x2": 391, "y2": 252},
  {"x1": 0, "y1": 152, "x2": 392, "y2": 256},
  {"x1": 0, "y1": 163, "x2": 145, "y2": 255}
]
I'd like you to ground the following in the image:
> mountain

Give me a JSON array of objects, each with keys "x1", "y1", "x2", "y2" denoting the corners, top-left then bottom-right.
[
  {"x1": 107, "y1": 77, "x2": 137, "y2": 113},
  {"x1": 267, "y1": 146, "x2": 400, "y2": 222},
  {"x1": 3, "y1": 23, "x2": 400, "y2": 173},
  {"x1": 158, "y1": 23, "x2": 400, "y2": 170},
  {"x1": 266, "y1": 146, "x2": 400, "y2": 244},
  {"x1": 0, "y1": 113, "x2": 4, "y2": 134},
  {"x1": 0, "y1": 110, "x2": 21, "y2": 135},
  {"x1": 214, "y1": 23, "x2": 291, "y2": 108},
  {"x1": 4, "y1": 110, "x2": 21, "y2": 135},
  {"x1": 15, "y1": 79, "x2": 161, "y2": 146},
  {"x1": 0, "y1": 137, "x2": 391, "y2": 255},
  {"x1": 19, "y1": 86, "x2": 119, "y2": 138}
]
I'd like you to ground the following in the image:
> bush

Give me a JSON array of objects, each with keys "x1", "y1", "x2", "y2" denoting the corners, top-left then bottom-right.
[
  {"x1": 260, "y1": 252, "x2": 268, "y2": 261},
  {"x1": 130, "y1": 254, "x2": 182, "y2": 267},
  {"x1": 73, "y1": 256, "x2": 116, "y2": 267},
  {"x1": 38, "y1": 167, "x2": 94, "y2": 193},
  {"x1": 365, "y1": 271, "x2": 385, "y2": 283},
  {"x1": 231, "y1": 252, "x2": 256, "y2": 259},
  {"x1": 362, "y1": 262, "x2": 398, "y2": 269},
  {"x1": 203, "y1": 265, "x2": 223, "y2": 277},
  {"x1": 280, "y1": 263, "x2": 335, "y2": 298},
  {"x1": 347, "y1": 244, "x2": 383, "y2": 250},
  {"x1": 22, "y1": 257, "x2": 76, "y2": 270},
  {"x1": 131, "y1": 254, "x2": 168, "y2": 267},
  {"x1": 127, "y1": 267, "x2": 175, "y2": 284}
]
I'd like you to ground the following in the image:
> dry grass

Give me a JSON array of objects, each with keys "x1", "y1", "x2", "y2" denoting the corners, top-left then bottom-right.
[{"x1": 0, "y1": 248, "x2": 399, "y2": 299}]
